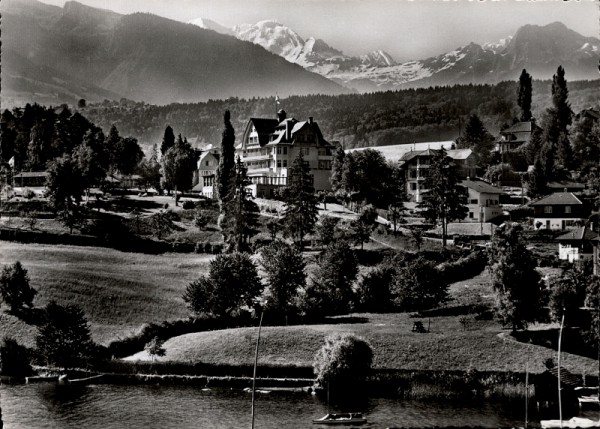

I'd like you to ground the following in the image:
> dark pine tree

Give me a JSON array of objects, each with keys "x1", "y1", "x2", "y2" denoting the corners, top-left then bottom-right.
[
  {"x1": 216, "y1": 110, "x2": 236, "y2": 233},
  {"x1": 160, "y1": 125, "x2": 175, "y2": 156},
  {"x1": 280, "y1": 152, "x2": 319, "y2": 250},
  {"x1": 517, "y1": 69, "x2": 533, "y2": 122},
  {"x1": 223, "y1": 157, "x2": 259, "y2": 253},
  {"x1": 543, "y1": 66, "x2": 573, "y2": 171}
]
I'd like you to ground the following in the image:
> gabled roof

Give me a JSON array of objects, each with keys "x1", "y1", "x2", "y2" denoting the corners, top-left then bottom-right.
[
  {"x1": 199, "y1": 151, "x2": 219, "y2": 163},
  {"x1": 246, "y1": 118, "x2": 279, "y2": 146},
  {"x1": 400, "y1": 148, "x2": 472, "y2": 162},
  {"x1": 461, "y1": 179, "x2": 504, "y2": 194},
  {"x1": 530, "y1": 192, "x2": 583, "y2": 206},
  {"x1": 250, "y1": 118, "x2": 279, "y2": 133},
  {"x1": 502, "y1": 121, "x2": 535, "y2": 134},
  {"x1": 556, "y1": 226, "x2": 599, "y2": 241},
  {"x1": 447, "y1": 149, "x2": 473, "y2": 160}
]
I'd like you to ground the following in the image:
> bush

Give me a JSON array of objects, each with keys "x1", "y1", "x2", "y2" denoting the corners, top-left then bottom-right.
[
  {"x1": 391, "y1": 255, "x2": 449, "y2": 311},
  {"x1": 183, "y1": 252, "x2": 262, "y2": 318},
  {"x1": 182, "y1": 200, "x2": 195, "y2": 210},
  {"x1": 354, "y1": 265, "x2": 395, "y2": 312},
  {"x1": 0, "y1": 261, "x2": 37, "y2": 313},
  {"x1": 436, "y1": 250, "x2": 487, "y2": 284},
  {"x1": 313, "y1": 334, "x2": 373, "y2": 393},
  {"x1": 23, "y1": 189, "x2": 35, "y2": 200},
  {"x1": 0, "y1": 337, "x2": 32, "y2": 377}
]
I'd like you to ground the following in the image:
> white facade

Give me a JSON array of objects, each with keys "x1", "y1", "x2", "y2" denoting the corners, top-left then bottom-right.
[
  {"x1": 558, "y1": 244, "x2": 594, "y2": 263},
  {"x1": 465, "y1": 189, "x2": 503, "y2": 223}
]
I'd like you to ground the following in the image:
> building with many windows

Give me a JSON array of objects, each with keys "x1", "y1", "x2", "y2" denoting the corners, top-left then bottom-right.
[
  {"x1": 239, "y1": 110, "x2": 335, "y2": 198},
  {"x1": 494, "y1": 121, "x2": 541, "y2": 153},
  {"x1": 399, "y1": 148, "x2": 476, "y2": 203}
]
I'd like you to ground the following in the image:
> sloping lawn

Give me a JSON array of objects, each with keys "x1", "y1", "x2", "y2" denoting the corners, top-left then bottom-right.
[
  {"x1": 125, "y1": 312, "x2": 597, "y2": 375},
  {"x1": 0, "y1": 242, "x2": 213, "y2": 345}
]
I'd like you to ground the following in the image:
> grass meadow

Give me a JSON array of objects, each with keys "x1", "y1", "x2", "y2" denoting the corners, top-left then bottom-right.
[
  {"x1": 125, "y1": 312, "x2": 598, "y2": 375},
  {"x1": 0, "y1": 242, "x2": 213, "y2": 345}
]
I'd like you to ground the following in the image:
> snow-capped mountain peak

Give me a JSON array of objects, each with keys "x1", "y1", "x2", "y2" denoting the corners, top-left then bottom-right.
[
  {"x1": 234, "y1": 20, "x2": 305, "y2": 62},
  {"x1": 482, "y1": 36, "x2": 513, "y2": 54},
  {"x1": 360, "y1": 50, "x2": 396, "y2": 67},
  {"x1": 188, "y1": 17, "x2": 234, "y2": 36},
  {"x1": 226, "y1": 19, "x2": 599, "y2": 93}
]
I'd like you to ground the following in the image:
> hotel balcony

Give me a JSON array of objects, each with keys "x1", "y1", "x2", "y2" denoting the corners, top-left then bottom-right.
[
  {"x1": 248, "y1": 167, "x2": 272, "y2": 174},
  {"x1": 243, "y1": 153, "x2": 272, "y2": 162}
]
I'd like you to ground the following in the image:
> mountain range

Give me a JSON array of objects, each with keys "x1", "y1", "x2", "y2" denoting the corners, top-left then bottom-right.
[
  {"x1": 203, "y1": 19, "x2": 600, "y2": 93},
  {"x1": 0, "y1": 0, "x2": 346, "y2": 107},
  {"x1": 1, "y1": 0, "x2": 598, "y2": 109}
]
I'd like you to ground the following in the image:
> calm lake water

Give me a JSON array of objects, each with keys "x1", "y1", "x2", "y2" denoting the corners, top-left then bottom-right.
[{"x1": 1, "y1": 383, "x2": 531, "y2": 428}]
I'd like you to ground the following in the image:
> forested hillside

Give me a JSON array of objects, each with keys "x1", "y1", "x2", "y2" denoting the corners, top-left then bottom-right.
[{"x1": 82, "y1": 80, "x2": 600, "y2": 149}]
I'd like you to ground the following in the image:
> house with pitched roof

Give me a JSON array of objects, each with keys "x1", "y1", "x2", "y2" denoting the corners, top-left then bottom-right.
[
  {"x1": 192, "y1": 151, "x2": 220, "y2": 198},
  {"x1": 238, "y1": 110, "x2": 335, "y2": 198},
  {"x1": 399, "y1": 148, "x2": 476, "y2": 202},
  {"x1": 460, "y1": 179, "x2": 504, "y2": 223},
  {"x1": 529, "y1": 192, "x2": 590, "y2": 230},
  {"x1": 556, "y1": 226, "x2": 599, "y2": 263},
  {"x1": 495, "y1": 121, "x2": 541, "y2": 153}
]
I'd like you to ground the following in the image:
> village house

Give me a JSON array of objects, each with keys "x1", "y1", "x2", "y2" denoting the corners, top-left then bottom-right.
[
  {"x1": 555, "y1": 225, "x2": 598, "y2": 263},
  {"x1": 399, "y1": 148, "x2": 476, "y2": 203},
  {"x1": 494, "y1": 121, "x2": 541, "y2": 153},
  {"x1": 529, "y1": 192, "x2": 590, "y2": 230},
  {"x1": 460, "y1": 178, "x2": 504, "y2": 223},
  {"x1": 192, "y1": 151, "x2": 220, "y2": 198},
  {"x1": 12, "y1": 171, "x2": 49, "y2": 197},
  {"x1": 238, "y1": 110, "x2": 335, "y2": 198}
]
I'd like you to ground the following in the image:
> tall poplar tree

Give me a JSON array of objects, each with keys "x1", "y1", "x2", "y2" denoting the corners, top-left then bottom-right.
[
  {"x1": 216, "y1": 110, "x2": 236, "y2": 232},
  {"x1": 160, "y1": 125, "x2": 175, "y2": 157},
  {"x1": 417, "y1": 148, "x2": 468, "y2": 247},
  {"x1": 517, "y1": 69, "x2": 533, "y2": 122},
  {"x1": 280, "y1": 152, "x2": 319, "y2": 249},
  {"x1": 543, "y1": 66, "x2": 573, "y2": 171},
  {"x1": 330, "y1": 145, "x2": 346, "y2": 192}
]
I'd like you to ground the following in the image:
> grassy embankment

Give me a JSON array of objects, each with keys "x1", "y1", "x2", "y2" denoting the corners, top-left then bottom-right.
[
  {"x1": 2, "y1": 241, "x2": 595, "y2": 377},
  {"x1": 0, "y1": 241, "x2": 212, "y2": 345}
]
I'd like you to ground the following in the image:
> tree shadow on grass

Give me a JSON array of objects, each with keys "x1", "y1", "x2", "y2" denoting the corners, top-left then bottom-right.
[
  {"x1": 8, "y1": 307, "x2": 47, "y2": 326},
  {"x1": 320, "y1": 316, "x2": 370, "y2": 325}
]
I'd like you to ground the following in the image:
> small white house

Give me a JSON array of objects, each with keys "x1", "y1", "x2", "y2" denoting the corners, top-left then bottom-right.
[
  {"x1": 460, "y1": 179, "x2": 504, "y2": 223},
  {"x1": 556, "y1": 226, "x2": 598, "y2": 263}
]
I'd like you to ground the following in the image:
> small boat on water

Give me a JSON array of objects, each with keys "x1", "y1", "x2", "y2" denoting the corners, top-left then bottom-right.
[
  {"x1": 312, "y1": 413, "x2": 367, "y2": 425},
  {"x1": 26, "y1": 375, "x2": 60, "y2": 383}
]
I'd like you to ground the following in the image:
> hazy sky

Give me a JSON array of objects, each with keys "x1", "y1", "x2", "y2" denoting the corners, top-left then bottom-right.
[{"x1": 39, "y1": 0, "x2": 600, "y2": 61}]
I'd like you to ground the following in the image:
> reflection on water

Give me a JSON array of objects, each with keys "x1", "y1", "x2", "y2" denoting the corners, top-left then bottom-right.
[{"x1": 1, "y1": 383, "x2": 529, "y2": 428}]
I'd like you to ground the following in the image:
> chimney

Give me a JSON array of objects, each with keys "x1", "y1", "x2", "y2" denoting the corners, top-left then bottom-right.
[
  {"x1": 308, "y1": 116, "x2": 313, "y2": 124},
  {"x1": 285, "y1": 120, "x2": 290, "y2": 141}
]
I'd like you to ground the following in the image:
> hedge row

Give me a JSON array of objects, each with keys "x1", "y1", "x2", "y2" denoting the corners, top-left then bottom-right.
[
  {"x1": 107, "y1": 315, "x2": 258, "y2": 358},
  {"x1": 0, "y1": 227, "x2": 224, "y2": 255},
  {"x1": 436, "y1": 250, "x2": 488, "y2": 284}
]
